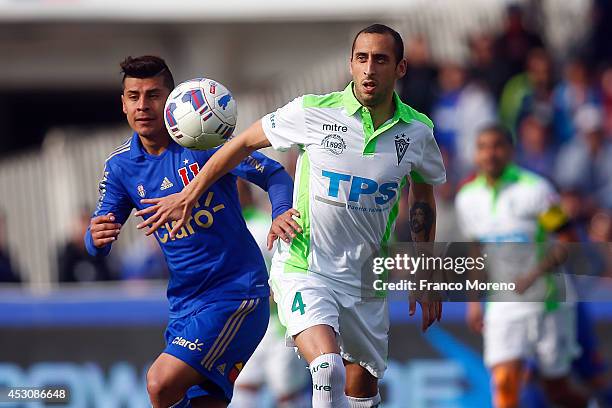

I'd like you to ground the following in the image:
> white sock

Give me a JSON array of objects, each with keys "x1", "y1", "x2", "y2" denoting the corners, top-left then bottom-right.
[
  {"x1": 309, "y1": 353, "x2": 350, "y2": 408},
  {"x1": 347, "y1": 392, "x2": 381, "y2": 408}
]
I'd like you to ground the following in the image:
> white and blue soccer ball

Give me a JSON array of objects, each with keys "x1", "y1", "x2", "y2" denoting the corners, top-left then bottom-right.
[{"x1": 164, "y1": 78, "x2": 237, "y2": 150}]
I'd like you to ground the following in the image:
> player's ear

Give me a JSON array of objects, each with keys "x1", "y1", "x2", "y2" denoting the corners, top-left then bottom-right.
[
  {"x1": 396, "y1": 58, "x2": 407, "y2": 79},
  {"x1": 121, "y1": 94, "x2": 127, "y2": 115}
]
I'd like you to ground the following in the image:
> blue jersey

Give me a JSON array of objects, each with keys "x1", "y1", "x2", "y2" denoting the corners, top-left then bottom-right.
[{"x1": 85, "y1": 132, "x2": 292, "y2": 317}]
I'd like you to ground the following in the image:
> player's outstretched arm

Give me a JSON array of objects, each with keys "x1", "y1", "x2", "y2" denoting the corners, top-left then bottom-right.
[
  {"x1": 135, "y1": 120, "x2": 271, "y2": 237},
  {"x1": 407, "y1": 181, "x2": 443, "y2": 331}
]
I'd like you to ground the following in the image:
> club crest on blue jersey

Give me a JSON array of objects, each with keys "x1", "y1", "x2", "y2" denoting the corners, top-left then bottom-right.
[{"x1": 137, "y1": 184, "x2": 146, "y2": 198}]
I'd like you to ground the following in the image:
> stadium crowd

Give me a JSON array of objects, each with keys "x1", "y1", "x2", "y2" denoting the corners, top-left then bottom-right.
[{"x1": 395, "y1": 2, "x2": 612, "y2": 246}]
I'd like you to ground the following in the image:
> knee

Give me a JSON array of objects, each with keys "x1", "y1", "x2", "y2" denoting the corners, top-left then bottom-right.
[{"x1": 146, "y1": 367, "x2": 174, "y2": 404}]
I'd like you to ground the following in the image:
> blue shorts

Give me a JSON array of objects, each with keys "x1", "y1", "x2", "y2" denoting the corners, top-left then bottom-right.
[{"x1": 163, "y1": 297, "x2": 269, "y2": 402}]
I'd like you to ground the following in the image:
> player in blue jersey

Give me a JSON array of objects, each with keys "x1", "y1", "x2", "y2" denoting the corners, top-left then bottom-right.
[{"x1": 84, "y1": 55, "x2": 299, "y2": 408}]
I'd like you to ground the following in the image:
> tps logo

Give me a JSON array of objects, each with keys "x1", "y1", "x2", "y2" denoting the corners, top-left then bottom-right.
[
  {"x1": 322, "y1": 170, "x2": 398, "y2": 205},
  {"x1": 172, "y1": 337, "x2": 203, "y2": 352}
]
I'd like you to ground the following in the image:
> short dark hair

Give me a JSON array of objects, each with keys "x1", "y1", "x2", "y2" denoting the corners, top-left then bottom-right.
[
  {"x1": 120, "y1": 55, "x2": 175, "y2": 91},
  {"x1": 478, "y1": 123, "x2": 515, "y2": 146},
  {"x1": 351, "y1": 24, "x2": 404, "y2": 64}
]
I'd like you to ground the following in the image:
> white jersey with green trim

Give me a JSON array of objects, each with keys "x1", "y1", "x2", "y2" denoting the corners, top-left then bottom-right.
[
  {"x1": 455, "y1": 164, "x2": 568, "y2": 319},
  {"x1": 261, "y1": 83, "x2": 446, "y2": 296}
]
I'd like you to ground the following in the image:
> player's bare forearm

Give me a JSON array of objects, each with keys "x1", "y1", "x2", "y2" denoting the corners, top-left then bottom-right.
[
  {"x1": 408, "y1": 182, "x2": 436, "y2": 242},
  {"x1": 135, "y1": 120, "x2": 271, "y2": 236},
  {"x1": 184, "y1": 120, "x2": 271, "y2": 202},
  {"x1": 407, "y1": 182, "x2": 442, "y2": 330}
]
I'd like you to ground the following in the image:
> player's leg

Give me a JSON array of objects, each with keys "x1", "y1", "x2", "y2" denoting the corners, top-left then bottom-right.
[
  {"x1": 272, "y1": 272, "x2": 350, "y2": 407},
  {"x1": 336, "y1": 296, "x2": 386, "y2": 408},
  {"x1": 294, "y1": 324, "x2": 350, "y2": 408},
  {"x1": 344, "y1": 362, "x2": 380, "y2": 407},
  {"x1": 190, "y1": 396, "x2": 229, "y2": 408},
  {"x1": 147, "y1": 352, "x2": 224, "y2": 408},
  {"x1": 490, "y1": 360, "x2": 524, "y2": 408},
  {"x1": 483, "y1": 311, "x2": 533, "y2": 408},
  {"x1": 536, "y1": 305, "x2": 589, "y2": 407},
  {"x1": 155, "y1": 298, "x2": 269, "y2": 408}
]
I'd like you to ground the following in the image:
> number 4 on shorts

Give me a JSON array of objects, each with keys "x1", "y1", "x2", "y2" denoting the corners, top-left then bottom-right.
[{"x1": 291, "y1": 291, "x2": 306, "y2": 315}]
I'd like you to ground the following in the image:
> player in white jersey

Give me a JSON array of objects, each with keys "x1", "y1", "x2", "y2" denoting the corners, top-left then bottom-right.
[
  {"x1": 136, "y1": 24, "x2": 446, "y2": 408},
  {"x1": 455, "y1": 125, "x2": 588, "y2": 408}
]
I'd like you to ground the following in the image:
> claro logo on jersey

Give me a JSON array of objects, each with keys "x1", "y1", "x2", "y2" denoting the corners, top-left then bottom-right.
[
  {"x1": 153, "y1": 162, "x2": 226, "y2": 244},
  {"x1": 172, "y1": 337, "x2": 203, "y2": 352},
  {"x1": 321, "y1": 170, "x2": 398, "y2": 205},
  {"x1": 155, "y1": 190, "x2": 225, "y2": 244}
]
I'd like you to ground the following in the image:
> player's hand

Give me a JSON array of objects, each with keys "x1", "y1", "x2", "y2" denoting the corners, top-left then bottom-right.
[
  {"x1": 409, "y1": 297, "x2": 442, "y2": 332},
  {"x1": 90, "y1": 213, "x2": 122, "y2": 247},
  {"x1": 466, "y1": 302, "x2": 484, "y2": 333},
  {"x1": 267, "y1": 209, "x2": 301, "y2": 250},
  {"x1": 135, "y1": 191, "x2": 194, "y2": 238}
]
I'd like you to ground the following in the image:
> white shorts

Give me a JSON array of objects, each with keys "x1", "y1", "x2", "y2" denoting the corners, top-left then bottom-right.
[
  {"x1": 234, "y1": 316, "x2": 310, "y2": 396},
  {"x1": 270, "y1": 272, "x2": 389, "y2": 379},
  {"x1": 484, "y1": 304, "x2": 580, "y2": 378}
]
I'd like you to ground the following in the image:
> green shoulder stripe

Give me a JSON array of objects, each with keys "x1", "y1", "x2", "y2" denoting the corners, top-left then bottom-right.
[{"x1": 302, "y1": 92, "x2": 344, "y2": 109}]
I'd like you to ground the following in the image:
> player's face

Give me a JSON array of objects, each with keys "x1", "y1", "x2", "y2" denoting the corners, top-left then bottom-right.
[
  {"x1": 475, "y1": 131, "x2": 513, "y2": 179},
  {"x1": 121, "y1": 76, "x2": 170, "y2": 138},
  {"x1": 350, "y1": 33, "x2": 406, "y2": 108}
]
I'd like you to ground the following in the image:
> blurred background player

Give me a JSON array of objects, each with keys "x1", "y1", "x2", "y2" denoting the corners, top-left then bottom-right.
[
  {"x1": 59, "y1": 206, "x2": 113, "y2": 282},
  {"x1": 0, "y1": 209, "x2": 20, "y2": 284},
  {"x1": 230, "y1": 180, "x2": 311, "y2": 408},
  {"x1": 456, "y1": 125, "x2": 588, "y2": 408},
  {"x1": 85, "y1": 55, "x2": 296, "y2": 408},
  {"x1": 136, "y1": 23, "x2": 446, "y2": 408}
]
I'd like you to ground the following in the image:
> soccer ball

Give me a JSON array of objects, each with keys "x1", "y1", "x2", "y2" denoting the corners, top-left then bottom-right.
[{"x1": 164, "y1": 78, "x2": 237, "y2": 150}]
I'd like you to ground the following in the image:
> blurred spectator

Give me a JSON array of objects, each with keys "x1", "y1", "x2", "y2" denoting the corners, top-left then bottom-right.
[
  {"x1": 493, "y1": 3, "x2": 544, "y2": 79},
  {"x1": 468, "y1": 33, "x2": 510, "y2": 99},
  {"x1": 588, "y1": 211, "x2": 612, "y2": 243},
  {"x1": 432, "y1": 62, "x2": 496, "y2": 177},
  {"x1": 585, "y1": 0, "x2": 612, "y2": 66},
  {"x1": 515, "y1": 114, "x2": 556, "y2": 180},
  {"x1": 600, "y1": 66, "x2": 612, "y2": 136},
  {"x1": 398, "y1": 35, "x2": 438, "y2": 116},
  {"x1": 119, "y1": 235, "x2": 168, "y2": 280},
  {"x1": 58, "y1": 208, "x2": 113, "y2": 282},
  {"x1": 552, "y1": 57, "x2": 601, "y2": 145},
  {"x1": 0, "y1": 210, "x2": 20, "y2": 283},
  {"x1": 554, "y1": 105, "x2": 612, "y2": 209},
  {"x1": 499, "y1": 48, "x2": 553, "y2": 135}
]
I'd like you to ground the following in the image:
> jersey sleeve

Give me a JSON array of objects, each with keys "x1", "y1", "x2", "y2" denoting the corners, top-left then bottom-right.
[
  {"x1": 84, "y1": 160, "x2": 134, "y2": 256},
  {"x1": 410, "y1": 128, "x2": 447, "y2": 185},
  {"x1": 230, "y1": 151, "x2": 293, "y2": 219},
  {"x1": 260, "y1": 96, "x2": 307, "y2": 151}
]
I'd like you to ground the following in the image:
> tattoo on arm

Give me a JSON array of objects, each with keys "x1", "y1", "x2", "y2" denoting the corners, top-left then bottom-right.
[{"x1": 409, "y1": 201, "x2": 434, "y2": 242}]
